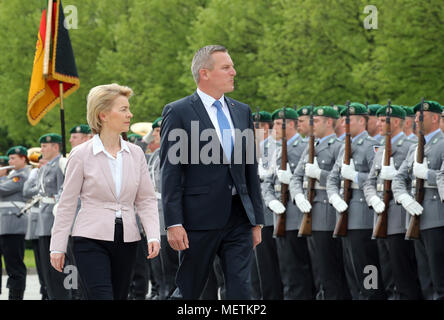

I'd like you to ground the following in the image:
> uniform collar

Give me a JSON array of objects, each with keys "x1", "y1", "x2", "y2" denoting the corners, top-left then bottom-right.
[{"x1": 425, "y1": 129, "x2": 442, "y2": 144}]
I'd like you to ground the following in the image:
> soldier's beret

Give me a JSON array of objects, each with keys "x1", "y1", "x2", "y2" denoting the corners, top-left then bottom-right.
[
  {"x1": 39, "y1": 133, "x2": 62, "y2": 144},
  {"x1": 295, "y1": 106, "x2": 312, "y2": 117},
  {"x1": 127, "y1": 133, "x2": 142, "y2": 143},
  {"x1": 340, "y1": 102, "x2": 368, "y2": 116},
  {"x1": 401, "y1": 106, "x2": 415, "y2": 117},
  {"x1": 313, "y1": 106, "x2": 339, "y2": 119},
  {"x1": 70, "y1": 124, "x2": 91, "y2": 134},
  {"x1": 331, "y1": 104, "x2": 346, "y2": 115},
  {"x1": 272, "y1": 107, "x2": 299, "y2": 120},
  {"x1": 152, "y1": 117, "x2": 163, "y2": 129},
  {"x1": 0, "y1": 155, "x2": 9, "y2": 165},
  {"x1": 252, "y1": 111, "x2": 272, "y2": 122},
  {"x1": 6, "y1": 145, "x2": 28, "y2": 157},
  {"x1": 413, "y1": 100, "x2": 442, "y2": 114},
  {"x1": 368, "y1": 104, "x2": 382, "y2": 116},
  {"x1": 376, "y1": 105, "x2": 406, "y2": 119}
]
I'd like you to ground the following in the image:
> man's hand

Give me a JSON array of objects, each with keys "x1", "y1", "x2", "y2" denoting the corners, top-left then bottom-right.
[
  {"x1": 167, "y1": 226, "x2": 189, "y2": 251},
  {"x1": 252, "y1": 226, "x2": 262, "y2": 249},
  {"x1": 277, "y1": 164, "x2": 292, "y2": 185}
]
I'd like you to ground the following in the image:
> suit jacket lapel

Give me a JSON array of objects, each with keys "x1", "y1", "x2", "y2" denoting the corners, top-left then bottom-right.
[
  {"x1": 98, "y1": 153, "x2": 118, "y2": 200},
  {"x1": 190, "y1": 91, "x2": 215, "y2": 131},
  {"x1": 225, "y1": 97, "x2": 242, "y2": 161}
]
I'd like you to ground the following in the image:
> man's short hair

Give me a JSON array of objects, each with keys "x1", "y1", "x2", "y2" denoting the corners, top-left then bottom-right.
[{"x1": 191, "y1": 45, "x2": 228, "y2": 84}]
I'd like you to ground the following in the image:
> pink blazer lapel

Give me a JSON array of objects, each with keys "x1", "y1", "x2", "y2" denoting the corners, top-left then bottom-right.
[
  {"x1": 119, "y1": 150, "x2": 130, "y2": 198},
  {"x1": 98, "y1": 152, "x2": 118, "y2": 200}
]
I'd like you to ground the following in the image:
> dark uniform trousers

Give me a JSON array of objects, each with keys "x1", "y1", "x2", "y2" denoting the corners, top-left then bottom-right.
[
  {"x1": 341, "y1": 230, "x2": 387, "y2": 300},
  {"x1": 128, "y1": 234, "x2": 149, "y2": 300},
  {"x1": 254, "y1": 226, "x2": 283, "y2": 300},
  {"x1": 376, "y1": 239, "x2": 397, "y2": 299},
  {"x1": 414, "y1": 239, "x2": 436, "y2": 299},
  {"x1": 311, "y1": 231, "x2": 351, "y2": 300},
  {"x1": 73, "y1": 219, "x2": 138, "y2": 300},
  {"x1": 31, "y1": 239, "x2": 48, "y2": 299},
  {"x1": 417, "y1": 227, "x2": 444, "y2": 300},
  {"x1": 384, "y1": 235, "x2": 423, "y2": 299},
  {"x1": 39, "y1": 235, "x2": 72, "y2": 300},
  {"x1": 275, "y1": 230, "x2": 315, "y2": 300},
  {"x1": 0, "y1": 234, "x2": 27, "y2": 298}
]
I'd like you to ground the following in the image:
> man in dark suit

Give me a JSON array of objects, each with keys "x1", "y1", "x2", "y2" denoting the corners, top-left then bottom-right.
[{"x1": 160, "y1": 45, "x2": 264, "y2": 300}]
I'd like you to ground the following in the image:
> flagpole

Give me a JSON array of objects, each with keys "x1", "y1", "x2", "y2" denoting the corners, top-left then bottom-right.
[
  {"x1": 59, "y1": 82, "x2": 67, "y2": 157},
  {"x1": 43, "y1": 0, "x2": 53, "y2": 78}
]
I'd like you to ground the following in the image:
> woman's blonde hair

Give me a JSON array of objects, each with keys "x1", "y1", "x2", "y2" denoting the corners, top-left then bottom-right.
[{"x1": 86, "y1": 83, "x2": 133, "y2": 134}]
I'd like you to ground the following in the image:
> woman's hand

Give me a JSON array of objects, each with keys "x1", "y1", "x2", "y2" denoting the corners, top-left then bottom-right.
[
  {"x1": 50, "y1": 252, "x2": 65, "y2": 272},
  {"x1": 147, "y1": 241, "x2": 160, "y2": 259}
]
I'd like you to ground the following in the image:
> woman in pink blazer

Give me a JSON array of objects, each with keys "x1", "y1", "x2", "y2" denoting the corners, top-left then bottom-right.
[{"x1": 50, "y1": 83, "x2": 160, "y2": 300}]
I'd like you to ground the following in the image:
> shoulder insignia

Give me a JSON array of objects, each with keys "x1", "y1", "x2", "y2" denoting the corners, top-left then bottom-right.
[
  {"x1": 397, "y1": 138, "x2": 404, "y2": 146},
  {"x1": 293, "y1": 139, "x2": 299, "y2": 146},
  {"x1": 358, "y1": 138, "x2": 364, "y2": 145},
  {"x1": 433, "y1": 138, "x2": 438, "y2": 144},
  {"x1": 328, "y1": 138, "x2": 335, "y2": 144},
  {"x1": 12, "y1": 176, "x2": 20, "y2": 183}
]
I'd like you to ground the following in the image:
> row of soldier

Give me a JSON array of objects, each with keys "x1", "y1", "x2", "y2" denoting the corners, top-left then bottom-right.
[{"x1": 1, "y1": 100, "x2": 444, "y2": 300}]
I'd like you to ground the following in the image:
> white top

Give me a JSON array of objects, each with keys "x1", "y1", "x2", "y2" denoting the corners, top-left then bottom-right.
[
  {"x1": 196, "y1": 88, "x2": 235, "y2": 144},
  {"x1": 93, "y1": 134, "x2": 129, "y2": 218}
]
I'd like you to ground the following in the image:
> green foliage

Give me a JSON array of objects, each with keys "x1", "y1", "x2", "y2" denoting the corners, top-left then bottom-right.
[{"x1": 0, "y1": 0, "x2": 442, "y2": 150}]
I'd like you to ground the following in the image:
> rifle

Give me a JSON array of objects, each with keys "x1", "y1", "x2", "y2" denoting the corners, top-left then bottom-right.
[
  {"x1": 372, "y1": 100, "x2": 392, "y2": 239},
  {"x1": 405, "y1": 98, "x2": 425, "y2": 240},
  {"x1": 298, "y1": 103, "x2": 315, "y2": 237},
  {"x1": 0, "y1": 165, "x2": 15, "y2": 171},
  {"x1": 333, "y1": 100, "x2": 352, "y2": 237},
  {"x1": 274, "y1": 107, "x2": 288, "y2": 237}
]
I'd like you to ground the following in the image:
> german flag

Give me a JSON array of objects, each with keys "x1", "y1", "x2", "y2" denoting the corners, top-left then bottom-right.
[{"x1": 27, "y1": 0, "x2": 79, "y2": 126}]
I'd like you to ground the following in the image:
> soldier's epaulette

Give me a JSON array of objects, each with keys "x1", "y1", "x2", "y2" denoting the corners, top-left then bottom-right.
[{"x1": 293, "y1": 139, "x2": 299, "y2": 146}]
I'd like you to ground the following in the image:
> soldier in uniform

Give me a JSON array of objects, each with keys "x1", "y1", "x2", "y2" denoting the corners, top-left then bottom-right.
[
  {"x1": 128, "y1": 133, "x2": 142, "y2": 144},
  {"x1": 0, "y1": 155, "x2": 9, "y2": 296},
  {"x1": 0, "y1": 146, "x2": 30, "y2": 299},
  {"x1": 440, "y1": 108, "x2": 444, "y2": 132},
  {"x1": 402, "y1": 106, "x2": 417, "y2": 141},
  {"x1": 37, "y1": 133, "x2": 71, "y2": 300},
  {"x1": 263, "y1": 107, "x2": 315, "y2": 300},
  {"x1": 393, "y1": 100, "x2": 444, "y2": 300},
  {"x1": 367, "y1": 104, "x2": 384, "y2": 144},
  {"x1": 69, "y1": 124, "x2": 92, "y2": 148},
  {"x1": 333, "y1": 105, "x2": 346, "y2": 141},
  {"x1": 23, "y1": 149, "x2": 48, "y2": 300},
  {"x1": 363, "y1": 105, "x2": 423, "y2": 299},
  {"x1": 290, "y1": 106, "x2": 351, "y2": 299},
  {"x1": 252, "y1": 110, "x2": 283, "y2": 300},
  {"x1": 326, "y1": 102, "x2": 387, "y2": 300}
]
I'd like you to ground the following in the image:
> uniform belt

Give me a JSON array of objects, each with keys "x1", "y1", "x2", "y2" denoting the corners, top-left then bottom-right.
[
  {"x1": 0, "y1": 201, "x2": 26, "y2": 208},
  {"x1": 341, "y1": 181, "x2": 360, "y2": 190},
  {"x1": 41, "y1": 197, "x2": 56, "y2": 204},
  {"x1": 412, "y1": 180, "x2": 438, "y2": 189},
  {"x1": 303, "y1": 180, "x2": 326, "y2": 190}
]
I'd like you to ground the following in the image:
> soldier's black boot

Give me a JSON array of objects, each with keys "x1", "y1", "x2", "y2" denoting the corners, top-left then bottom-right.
[{"x1": 9, "y1": 289, "x2": 24, "y2": 300}]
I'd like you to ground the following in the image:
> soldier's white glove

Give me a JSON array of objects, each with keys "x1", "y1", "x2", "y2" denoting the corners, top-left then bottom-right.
[
  {"x1": 52, "y1": 203, "x2": 59, "y2": 217},
  {"x1": 305, "y1": 157, "x2": 322, "y2": 180},
  {"x1": 380, "y1": 155, "x2": 398, "y2": 181},
  {"x1": 258, "y1": 158, "x2": 268, "y2": 180},
  {"x1": 268, "y1": 199, "x2": 286, "y2": 215},
  {"x1": 369, "y1": 195, "x2": 385, "y2": 214},
  {"x1": 277, "y1": 164, "x2": 292, "y2": 185},
  {"x1": 294, "y1": 193, "x2": 312, "y2": 213},
  {"x1": 341, "y1": 159, "x2": 358, "y2": 181},
  {"x1": 397, "y1": 194, "x2": 423, "y2": 216},
  {"x1": 413, "y1": 158, "x2": 429, "y2": 180},
  {"x1": 329, "y1": 193, "x2": 348, "y2": 213}
]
